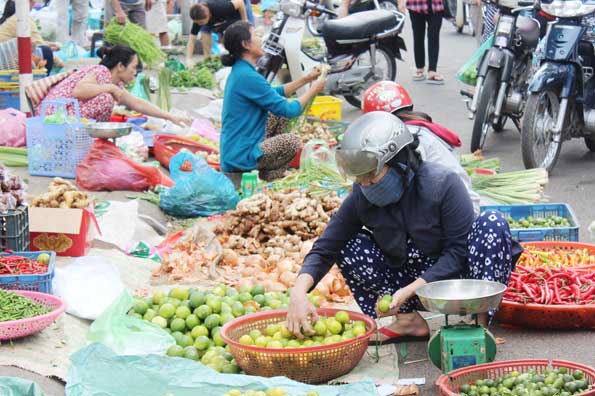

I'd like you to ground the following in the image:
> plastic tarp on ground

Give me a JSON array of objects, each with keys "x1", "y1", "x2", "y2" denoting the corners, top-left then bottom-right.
[
  {"x1": 66, "y1": 343, "x2": 379, "y2": 396},
  {"x1": 0, "y1": 377, "x2": 47, "y2": 396}
]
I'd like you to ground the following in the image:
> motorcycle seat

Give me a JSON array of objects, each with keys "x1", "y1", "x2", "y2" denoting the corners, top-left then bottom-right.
[{"x1": 320, "y1": 10, "x2": 398, "y2": 41}]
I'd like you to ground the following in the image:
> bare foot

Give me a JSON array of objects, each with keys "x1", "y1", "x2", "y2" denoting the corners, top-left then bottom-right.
[{"x1": 370, "y1": 312, "x2": 430, "y2": 343}]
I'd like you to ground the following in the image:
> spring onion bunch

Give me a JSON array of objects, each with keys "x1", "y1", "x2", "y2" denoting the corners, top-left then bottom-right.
[{"x1": 471, "y1": 168, "x2": 549, "y2": 204}]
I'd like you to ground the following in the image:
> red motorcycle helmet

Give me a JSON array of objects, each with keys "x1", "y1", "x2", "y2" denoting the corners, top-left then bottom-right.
[{"x1": 362, "y1": 81, "x2": 413, "y2": 114}]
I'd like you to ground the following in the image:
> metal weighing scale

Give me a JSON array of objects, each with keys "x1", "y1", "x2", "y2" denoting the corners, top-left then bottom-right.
[{"x1": 415, "y1": 279, "x2": 507, "y2": 373}]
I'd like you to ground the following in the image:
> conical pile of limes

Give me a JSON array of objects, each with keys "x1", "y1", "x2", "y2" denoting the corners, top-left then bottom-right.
[{"x1": 127, "y1": 284, "x2": 305, "y2": 373}]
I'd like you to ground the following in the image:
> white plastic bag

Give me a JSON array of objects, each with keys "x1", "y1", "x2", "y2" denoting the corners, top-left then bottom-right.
[
  {"x1": 196, "y1": 99, "x2": 223, "y2": 124},
  {"x1": 94, "y1": 200, "x2": 140, "y2": 250},
  {"x1": 53, "y1": 256, "x2": 125, "y2": 320},
  {"x1": 117, "y1": 131, "x2": 149, "y2": 162}
]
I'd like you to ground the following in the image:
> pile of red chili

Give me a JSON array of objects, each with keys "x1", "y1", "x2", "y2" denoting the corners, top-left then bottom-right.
[
  {"x1": 0, "y1": 255, "x2": 48, "y2": 276},
  {"x1": 505, "y1": 265, "x2": 595, "y2": 305}
]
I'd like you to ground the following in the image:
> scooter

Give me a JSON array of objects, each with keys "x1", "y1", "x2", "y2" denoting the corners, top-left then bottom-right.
[
  {"x1": 257, "y1": 0, "x2": 406, "y2": 109},
  {"x1": 465, "y1": 0, "x2": 541, "y2": 152},
  {"x1": 521, "y1": 0, "x2": 595, "y2": 172},
  {"x1": 306, "y1": 0, "x2": 398, "y2": 36}
]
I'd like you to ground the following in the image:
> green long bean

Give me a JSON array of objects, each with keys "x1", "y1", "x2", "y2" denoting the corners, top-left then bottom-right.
[{"x1": 0, "y1": 289, "x2": 50, "y2": 322}]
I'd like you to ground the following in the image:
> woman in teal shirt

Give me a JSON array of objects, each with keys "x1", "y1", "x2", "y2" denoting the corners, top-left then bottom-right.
[{"x1": 220, "y1": 21, "x2": 325, "y2": 181}]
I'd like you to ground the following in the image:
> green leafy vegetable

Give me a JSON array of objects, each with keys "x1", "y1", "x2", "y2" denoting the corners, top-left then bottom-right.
[
  {"x1": 105, "y1": 19, "x2": 165, "y2": 67},
  {"x1": 171, "y1": 67, "x2": 215, "y2": 89}
]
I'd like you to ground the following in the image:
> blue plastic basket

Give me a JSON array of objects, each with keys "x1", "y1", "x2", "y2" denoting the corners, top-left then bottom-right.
[
  {"x1": 0, "y1": 90, "x2": 19, "y2": 109},
  {"x1": 0, "y1": 251, "x2": 55, "y2": 293},
  {"x1": 25, "y1": 98, "x2": 94, "y2": 179},
  {"x1": 480, "y1": 203, "x2": 579, "y2": 242}
]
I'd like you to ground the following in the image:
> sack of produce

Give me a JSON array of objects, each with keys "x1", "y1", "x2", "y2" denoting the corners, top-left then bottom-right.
[
  {"x1": 76, "y1": 139, "x2": 173, "y2": 191},
  {"x1": 456, "y1": 35, "x2": 494, "y2": 86},
  {"x1": 159, "y1": 151, "x2": 239, "y2": 218},
  {"x1": 87, "y1": 290, "x2": 176, "y2": 355}
]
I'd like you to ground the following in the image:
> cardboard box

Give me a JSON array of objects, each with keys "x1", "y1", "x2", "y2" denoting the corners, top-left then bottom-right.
[{"x1": 28, "y1": 207, "x2": 99, "y2": 257}]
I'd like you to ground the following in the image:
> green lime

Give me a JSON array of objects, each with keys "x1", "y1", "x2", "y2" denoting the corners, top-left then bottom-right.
[
  {"x1": 239, "y1": 335, "x2": 254, "y2": 345},
  {"x1": 151, "y1": 316, "x2": 168, "y2": 328},
  {"x1": 206, "y1": 296, "x2": 222, "y2": 313},
  {"x1": 253, "y1": 294, "x2": 266, "y2": 306},
  {"x1": 133, "y1": 300, "x2": 148, "y2": 315},
  {"x1": 191, "y1": 325, "x2": 209, "y2": 338},
  {"x1": 194, "y1": 335, "x2": 211, "y2": 350},
  {"x1": 189, "y1": 292, "x2": 206, "y2": 308},
  {"x1": 152, "y1": 292, "x2": 166, "y2": 305},
  {"x1": 212, "y1": 330, "x2": 226, "y2": 347},
  {"x1": 143, "y1": 309, "x2": 157, "y2": 321},
  {"x1": 159, "y1": 303, "x2": 176, "y2": 319},
  {"x1": 220, "y1": 313, "x2": 235, "y2": 325},
  {"x1": 238, "y1": 292, "x2": 253, "y2": 303},
  {"x1": 175, "y1": 305, "x2": 191, "y2": 319},
  {"x1": 572, "y1": 370, "x2": 584, "y2": 380},
  {"x1": 212, "y1": 285, "x2": 227, "y2": 297},
  {"x1": 335, "y1": 311, "x2": 350, "y2": 324},
  {"x1": 231, "y1": 301, "x2": 246, "y2": 317},
  {"x1": 204, "y1": 314, "x2": 221, "y2": 330},
  {"x1": 194, "y1": 305, "x2": 212, "y2": 320},
  {"x1": 251, "y1": 284, "x2": 265, "y2": 296},
  {"x1": 183, "y1": 346, "x2": 200, "y2": 360},
  {"x1": 185, "y1": 314, "x2": 199, "y2": 329},
  {"x1": 178, "y1": 334, "x2": 194, "y2": 348},
  {"x1": 170, "y1": 287, "x2": 190, "y2": 301},
  {"x1": 221, "y1": 363, "x2": 240, "y2": 374},
  {"x1": 170, "y1": 318, "x2": 187, "y2": 332},
  {"x1": 167, "y1": 344, "x2": 185, "y2": 357}
]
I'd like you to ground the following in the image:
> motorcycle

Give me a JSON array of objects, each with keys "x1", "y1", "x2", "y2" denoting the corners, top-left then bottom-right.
[
  {"x1": 306, "y1": 0, "x2": 398, "y2": 37},
  {"x1": 257, "y1": 0, "x2": 407, "y2": 108},
  {"x1": 466, "y1": 0, "x2": 541, "y2": 152},
  {"x1": 521, "y1": 0, "x2": 595, "y2": 172},
  {"x1": 447, "y1": 0, "x2": 476, "y2": 35}
]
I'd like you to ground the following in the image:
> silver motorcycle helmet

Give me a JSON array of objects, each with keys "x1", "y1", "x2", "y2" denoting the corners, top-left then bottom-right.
[{"x1": 336, "y1": 111, "x2": 414, "y2": 181}]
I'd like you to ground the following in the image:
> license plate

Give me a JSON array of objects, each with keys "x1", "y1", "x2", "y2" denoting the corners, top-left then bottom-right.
[{"x1": 497, "y1": 17, "x2": 514, "y2": 35}]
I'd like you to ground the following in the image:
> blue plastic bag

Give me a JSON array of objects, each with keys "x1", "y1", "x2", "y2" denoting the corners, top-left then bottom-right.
[{"x1": 160, "y1": 151, "x2": 240, "y2": 218}]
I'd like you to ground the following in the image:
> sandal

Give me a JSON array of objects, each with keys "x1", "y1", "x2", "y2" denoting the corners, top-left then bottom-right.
[
  {"x1": 368, "y1": 326, "x2": 431, "y2": 346},
  {"x1": 412, "y1": 70, "x2": 426, "y2": 81},
  {"x1": 427, "y1": 74, "x2": 445, "y2": 85}
]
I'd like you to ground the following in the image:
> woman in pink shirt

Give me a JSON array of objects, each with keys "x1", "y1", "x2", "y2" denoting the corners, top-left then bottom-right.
[{"x1": 38, "y1": 45, "x2": 189, "y2": 125}]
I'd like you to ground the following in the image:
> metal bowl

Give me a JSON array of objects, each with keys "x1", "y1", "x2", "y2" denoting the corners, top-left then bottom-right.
[
  {"x1": 416, "y1": 279, "x2": 507, "y2": 315},
  {"x1": 84, "y1": 122, "x2": 132, "y2": 139}
]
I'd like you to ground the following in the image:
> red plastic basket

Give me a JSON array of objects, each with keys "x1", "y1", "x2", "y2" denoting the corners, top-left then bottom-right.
[
  {"x1": 437, "y1": 359, "x2": 595, "y2": 396},
  {"x1": 153, "y1": 134, "x2": 220, "y2": 170},
  {"x1": 220, "y1": 308, "x2": 376, "y2": 384},
  {"x1": 0, "y1": 290, "x2": 66, "y2": 340},
  {"x1": 497, "y1": 242, "x2": 595, "y2": 330}
]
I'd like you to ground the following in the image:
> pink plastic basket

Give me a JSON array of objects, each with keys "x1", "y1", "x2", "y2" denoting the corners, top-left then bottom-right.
[{"x1": 0, "y1": 290, "x2": 66, "y2": 340}]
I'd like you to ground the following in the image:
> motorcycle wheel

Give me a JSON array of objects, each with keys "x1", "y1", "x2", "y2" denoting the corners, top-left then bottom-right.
[
  {"x1": 344, "y1": 45, "x2": 396, "y2": 109},
  {"x1": 585, "y1": 135, "x2": 595, "y2": 152},
  {"x1": 521, "y1": 90, "x2": 563, "y2": 173},
  {"x1": 470, "y1": 68, "x2": 498, "y2": 153}
]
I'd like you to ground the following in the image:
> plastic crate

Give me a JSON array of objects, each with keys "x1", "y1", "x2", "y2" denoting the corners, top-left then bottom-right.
[
  {"x1": 307, "y1": 96, "x2": 343, "y2": 121},
  {"x1": 0, "y1": 90, "x2": 19, "y2": 109},
  {"x1": 0, "y1": 251, "x2": 55, "y2": 293},
  {"x1": 0, "y1": 207, "x2": 29, "y2": 251},
  {"x1": 0, "y1": 70, "x2": 47, "y2": 83},
  {"x1": 480, "y1": 203, "x2": 579, "y2": 242},
  {"x1": 25, "y1": 98, "x2": 94, "y2": 179}
]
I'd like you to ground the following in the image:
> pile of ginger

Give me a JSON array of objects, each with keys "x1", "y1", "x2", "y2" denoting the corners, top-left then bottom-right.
[{"x1": 30, "y1": 178, "x2": 90, "y2": 209}]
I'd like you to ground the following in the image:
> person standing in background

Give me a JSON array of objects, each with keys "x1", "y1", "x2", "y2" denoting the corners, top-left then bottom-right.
[
  {"x1": 54, "y1": 0, "x2": 89, "y2": 46},
  {"x1": 147, "y1": 0, "x2": 171, "y2": 46},
  {"x1": 105, "y1": 0, "x2": 153, "y2": 28},
  {"x1": 398, "y1": 0, "x2": 445, "y2": 84}
]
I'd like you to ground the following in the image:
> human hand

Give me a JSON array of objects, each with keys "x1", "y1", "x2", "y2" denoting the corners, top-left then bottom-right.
[
  {"x1": 311, "y1": 78, "x2": 326, "y2": 94},
  {"x1": 115, "y1": 11, "x2": 127, "y2": 24},
  {"x1": 146, "y1": 0, "x2": 153, "y2": 11},
  {"x1": 398, "y1": 1, "x2": 407, "y2": 13},
  {"x1": 306, "y1": 67, "x2": 322, "y2": 83},
  {"x1": 375, "y1": 287, "x2": 414, "y2": 318},
  {"x1": 49, "y1": 42, "x2": 60, "y2": 51},
  {"x1": 287, "y1": 290, "x2": 319, "y2": 339},
  {"x1": 169, "y1": 114, "x2": 192, "y2": 127}
]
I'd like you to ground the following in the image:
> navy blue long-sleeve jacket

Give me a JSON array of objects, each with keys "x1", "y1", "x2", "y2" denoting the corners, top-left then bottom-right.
[{"x1": 300, "y1": 162, "x2": 476, "y2": 285}]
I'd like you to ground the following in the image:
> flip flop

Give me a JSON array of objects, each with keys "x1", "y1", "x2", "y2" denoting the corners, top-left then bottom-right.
[
  {"x1": 412, "y1": 72, "x2": 426, "y2": 81},
  {"x1": 426, "y1": 75, "x2": 445, "y2": 85},
  {"x1": 368, "y1": 326, "x2": 431, "y2": 345}
]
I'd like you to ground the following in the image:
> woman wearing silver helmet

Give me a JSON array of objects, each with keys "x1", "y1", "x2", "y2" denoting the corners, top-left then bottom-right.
[{"x1": 287, "y1": 111, "x2": 521, "y2": 344}]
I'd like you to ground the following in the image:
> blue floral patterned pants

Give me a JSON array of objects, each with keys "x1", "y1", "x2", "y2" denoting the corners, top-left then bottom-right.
[{"x1": 337, "y1": 210, "x2": 515, "y2": 318}]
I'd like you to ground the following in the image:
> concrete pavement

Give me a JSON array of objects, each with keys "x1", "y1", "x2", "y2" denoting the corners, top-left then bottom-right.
[{"x1": 337, "y1": 19, "x2": 595, "y2": 395}]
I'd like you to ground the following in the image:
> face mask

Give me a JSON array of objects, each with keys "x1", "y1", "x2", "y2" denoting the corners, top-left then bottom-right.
[{"x1": 360, "y1": 167, "x2": 412, "y2": 207}]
